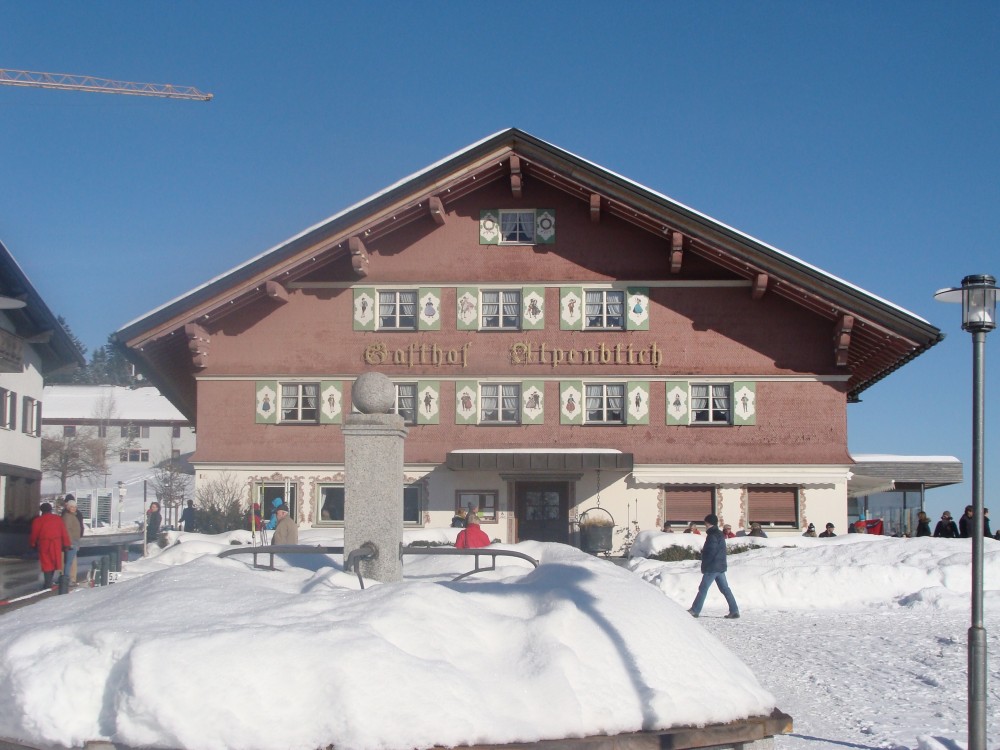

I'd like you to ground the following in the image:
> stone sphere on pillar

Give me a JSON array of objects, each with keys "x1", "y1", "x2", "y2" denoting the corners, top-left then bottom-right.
[{"x1": 352, "y1": 372, "x2": 396, "y2": 414}]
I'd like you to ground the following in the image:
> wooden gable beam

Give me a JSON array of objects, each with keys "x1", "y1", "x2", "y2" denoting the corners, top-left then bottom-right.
[
  {"x1": 590, "y1": 193, "x2": 601, "y2": 223},
  {"x1": 184, "y1": 323, "x2": 210, "y2": 370},
  {"x1": 751, "y1": 273, "x2": 769, "y2": 300},
  {"x1": 834, "y1": 314, "x2": 854, "y2": 367},
  {"x1": 265, "y1": 280, "x2": 289, "y2": 304},
  {"x1": 23, "y1": 330, "x2": 53, "y2": 344},
  {"x1": 670, "y1": 232, "x2": 684, "y2": 274},
  {"x1": 349, "y1": 235, "x2": 370, "y2": 278},
  {"x1": 428, "y1": 196, "x2": 446, "y2": 225},
  {"x1": 509, "y1": 155, "x2": 522, "y2": 198}
]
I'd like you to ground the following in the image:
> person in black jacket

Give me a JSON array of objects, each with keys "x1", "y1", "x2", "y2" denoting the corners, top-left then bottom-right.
[
  {"x1": 915, "y1": 511, "x2": 931, "y2": 537},
  {"x1": 958, "y1": 505, "x2": 975, "y2": 538},
  {"x1": 933, "y1": 511, "x2": 959, "y2": 538},
  {"x1": 688, "y1": 514, "x2": 740, "y2": 619}
]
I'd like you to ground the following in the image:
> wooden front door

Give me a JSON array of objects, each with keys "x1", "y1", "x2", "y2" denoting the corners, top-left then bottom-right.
[{"x1": 516, "y1": 482, "x2": 569, "y2": 543}]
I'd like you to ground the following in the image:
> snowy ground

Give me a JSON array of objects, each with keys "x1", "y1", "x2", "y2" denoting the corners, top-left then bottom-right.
[{"x1": 0, "y1": 527, "x2": 997, "y2": 750}]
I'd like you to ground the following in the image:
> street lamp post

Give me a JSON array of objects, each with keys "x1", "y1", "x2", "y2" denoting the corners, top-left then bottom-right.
[
  {"x1": 935, "y1": 273, "x2": 997, "y2": 750},
  {"x1": 117, "y1": 481, "x2": 126, "y2": 530}
]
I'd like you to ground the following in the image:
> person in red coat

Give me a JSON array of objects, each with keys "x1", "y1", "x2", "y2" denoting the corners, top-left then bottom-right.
[
  {"x1": 29, "y1": 503, "x2": 71, "y2": 590},
  {"x1": 455, "y1": 512, "x2": 490, "y2": 549}
]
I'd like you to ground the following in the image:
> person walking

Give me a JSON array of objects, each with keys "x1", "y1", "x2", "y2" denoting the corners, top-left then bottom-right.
[
  {"x1": 933, "y1": 511, "x2": 959, "y2": 538},
  {"x1": 61, "y1": 495, "x2": 84, "y2": 586},
  {"x1": 688, "y1": 514, "x2": 740, "y2": 620},
  {"x1": 958, "y1": 505, "x2": 976, "y2": 538},
  {"x1": 179, "y1": 500, "x2": 196, "y2": 533},
  {"x1": 270, "y1": 503, "x2": 298, "y2": 545},
  {"x1": 914, "y1": 511, "x2": 931, "y2": 537},
  {"x1": 29, "y1": 503, "x2": 71, "y2": 590}
]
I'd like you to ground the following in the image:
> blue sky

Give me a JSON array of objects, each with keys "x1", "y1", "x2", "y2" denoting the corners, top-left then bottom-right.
[{"x1": 2, "y1": 1, "x2": 997, "y2": 522}]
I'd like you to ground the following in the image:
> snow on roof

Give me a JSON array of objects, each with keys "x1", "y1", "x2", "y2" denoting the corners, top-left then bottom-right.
[
  {"x1": 851, "y1": 454, "x2": 961, "y2": 463},
  {"x1": 42, "y1": 385, "x2": 188, "y2": 422}
]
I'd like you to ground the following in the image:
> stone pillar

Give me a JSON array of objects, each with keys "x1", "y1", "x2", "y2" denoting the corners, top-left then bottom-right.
[{"x1": 342, "y1": 372, "x2": 408, "y2": 583}]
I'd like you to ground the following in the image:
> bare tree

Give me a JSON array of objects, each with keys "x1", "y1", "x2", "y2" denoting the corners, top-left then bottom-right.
[
  {"x1": 41, "y1": 433, "x2": 107, "y2": 494},
  {"x1": 148, "y1": 447, "x2": 193, "y2": 527}
]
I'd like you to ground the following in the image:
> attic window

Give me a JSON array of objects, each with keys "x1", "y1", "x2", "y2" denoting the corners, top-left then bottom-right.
[{"x1": 480, "y1": 209, "x2": 555, "y2": 245}]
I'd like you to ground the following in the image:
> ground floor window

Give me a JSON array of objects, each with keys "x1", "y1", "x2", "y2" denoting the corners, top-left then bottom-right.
[
  {"x1": 662, "y1": 486, "x2": 715, "y2": 527},
  {"x1": 316, "y1": 484, "x2": 422, "y2": 526},
  {"x1": 456, "y1": 491, "x2": 498, "y2": 523},
  {"x1": 258, "y1": 483, "x2": 297, "y2": 521},
  {"x1": 747, "y1": 486, "x2": 799, "y2": 528},
  {"x1": 120, "y1": 449, "x2": 150, "y2": 462}
]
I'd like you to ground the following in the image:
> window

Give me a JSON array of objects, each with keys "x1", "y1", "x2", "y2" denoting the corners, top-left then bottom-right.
[
  {"x1": 378, "y1": 290, "x2": 417, "y2": 330},
  {"x1": 403, "y1": 485, "x2": 421, "y2": 525},
  {"x1": 172, "y1": 449, "x2": 181, "y2": 459},
  {"x1": 281, "y1": 383, "x2": 319, "y2": 423},
  {"x1": 317, "y1": 484, "x2": 421, "y2": 526},
  {"x1": 481, "y1": 289, "x2": 521, "y2": 329},
  {"x1": 319, "y1": 486, "x2": 345, "y2": 523},
  {"x1": 21, "y1": 396, "x2": 41, "y2": 437},
  {"x1": 120, "y1": 449, "x2": 150, "y2": 462},
  {"x1": 585, "y1": 290, "x2": 625, "y2": 329},
  {"x1": 172, "y1": 425, "x2": 181, "y2": 438},
  {"x1": 747, "y1": 486, "x2": 799, "y2": 528},
  {"x1": 691, "y1": 384, "x2": 731, "y2": 424},
  {"x1": 395, "y1": 383, "x2": 416, "y2": 424},
  {"x1": 480, "y1": 383, "x2": 520, "y2": 424},
  {"x1": 120, "y1": 424, "x2": 150, "y2": 438},
  {"x1": 63, "y1": 425, "x2": 77, "y2": 437},
  {"x1": 98, "y1": 425, "x2": 107, "y2": 438},
  {"x1": 457, "y1": 491, "x2": 498, "y2": 523},
  {"x1": 0, "y1": 388, "x2": 15, "y2": 430},
  {"x1": 258, "y1": 484, "x2": 297, "y2": 521},
  {"x1": 500, "y1": 210, "x2": 535, "y2": 244},
  {"x1": 585, "y1": 383, "x2": 624, "y2": 424},
  {"x1": 663, "y1": 486, "x2": 716, "y2": 525}
]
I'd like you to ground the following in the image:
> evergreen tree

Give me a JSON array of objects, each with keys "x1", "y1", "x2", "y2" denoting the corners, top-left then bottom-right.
[{"x1": 46, "y1": 316, "x2": 88, "y2": 384}]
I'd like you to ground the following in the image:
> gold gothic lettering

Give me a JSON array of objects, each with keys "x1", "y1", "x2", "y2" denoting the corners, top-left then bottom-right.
[
  {"x1": 364, "y1": 342, "x2": 471, "y2": 368},
  {"x1": 510, "y1": 341, "x2": 662, "y2": 368}
]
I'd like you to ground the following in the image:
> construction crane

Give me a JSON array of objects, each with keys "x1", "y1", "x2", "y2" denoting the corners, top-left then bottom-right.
[{"x1": 0, "y1": 68, "x2": 212, "y2": 101}]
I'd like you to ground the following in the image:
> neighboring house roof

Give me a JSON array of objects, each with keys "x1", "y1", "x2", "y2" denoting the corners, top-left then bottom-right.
[
  {"x1": 0, "y1": 239, "x2": 86, "y2": 375},
  {"x1": 848, "y1": 453, "x2": 963, "y2": 495},
  {"x1": 42, "y1": 385, "x2": 188, "y2": 423},
  {"x1": 113, "y1": 128, "x2": 943, "y2": 420}
]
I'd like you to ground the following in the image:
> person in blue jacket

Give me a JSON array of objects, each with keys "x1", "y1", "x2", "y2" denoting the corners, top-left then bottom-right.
[
  {"x1": 688, "y1": 513, "x2": 740, "y2": 619},
  {"x1": 264, "y1": 497, "x2": 284, "y2": 531}
]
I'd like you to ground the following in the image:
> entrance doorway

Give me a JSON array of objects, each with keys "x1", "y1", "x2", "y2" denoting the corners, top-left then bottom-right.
[{"x1": 515, "y1": 482, "x2": 569, "y2": 543}]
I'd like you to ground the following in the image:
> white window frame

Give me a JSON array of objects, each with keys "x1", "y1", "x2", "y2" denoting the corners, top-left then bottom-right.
[
  {"x1": 280, "y1": 382, "x2": 320, "y2": 423},
  {"x1": 63, "y1": 425, "x2": 77, "y2": 437},
  {"x1": 457, "y1": 490, "x2": 498, "y2": 524},
  {"x1": 584, "y1": 289, "x2": 625, "y2": 330},
  {"x1": 691, "y1": 383, "x2": 732, "y2": 425},
  {"x1": 318, "y1": 483, "x2": 421, "y2": 526},
  {"x1": 499, "y1": 210, "x2": 535, "y2": 244},
  {"x1": 481, "y1": 289, "x2": 521, "y2": 330},
  {"x1": 120, "y1": 449, "x2": 150, "y2": 463},
  {"x1": 394, "y1": 383, "x2": 417, "y2": 424},
  {"x1": 121, "y1": 424, "x2": 150, "y2": 439},
  {"x1": 584, "y1": 383, "x2": 625, "y2": 424},
  {"x1": 22, "y1": 396, "x2": 41, "y2": 437},
  {"x1": 0, "y1": 388, "x2": 13, "y2": 430},
  {"x1": 317, "y1": 484, "x2": 346, "y2": 525},
  {"x1": 378, "y1": 289, "x2": 418, "y2": 330},
  {"x1": 480, "y1": 383, "x2": 521, "y2": 424}
]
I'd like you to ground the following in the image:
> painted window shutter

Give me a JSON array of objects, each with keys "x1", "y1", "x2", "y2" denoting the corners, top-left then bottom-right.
[
  {"x1": 418, "y1": 288, "x2": 442, "y2": 331},
  {"x1": 417, "y1": 381, "x2": 440, "y2": 425},
  {"x1": 319, "y1": 381, "x2": 343, "y2": 424},
  {"x1": 521, "y1": 286, "x2": 545, "y2": 330},
  {"x1": 353, "y1": 287, "x2": 377, "y2": 331},
  {"x1": 480, "y1": 210, "x2": 500, "y2": 245},
  {"x1": 455, "y1": 380, "x2": 478, "y2": 425},
  {"x1": 665, "y1": 381, "x2": 690, "y2": 425},
  {"x1": 626, "y1": 381, "x2": 650, "y2": 425},
  {"x1": 626, "y1": 287, "x2": 650, "y2": 331},
  {"x1": 456, "y1": 287, "x2": 480, "y2": 330},
  {"x1": 733, "y1": 381, "x2": 757, "y2": 426},
  {"x1": 521, "y1": 380, "x2": 545, "y2": 424},
  {"x1": 535, "y1": 209, "x2": 556, "y2": 244},
  {"x1": 255, "y1": 380, "x2": 279, "y2": 424},
  {"x1": 559, "y1": 287, "x2": 584, "y2": 330},
  {"x1": 560, "y1": 381, "x2": 584, "y2": 425}
]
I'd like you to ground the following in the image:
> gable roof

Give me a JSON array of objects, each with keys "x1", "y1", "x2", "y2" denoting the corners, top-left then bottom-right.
[
  {"x1": 114, "y1": 128, "x2": 942, "y2": 420},
  {"x1": 1, "y1": 239, "x2": 86, "y2": 375}
]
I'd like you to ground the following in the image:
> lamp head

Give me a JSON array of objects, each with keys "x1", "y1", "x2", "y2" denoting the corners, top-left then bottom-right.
[{"x1": 934, "y1": 274, "x2": 997, "y2": 334}]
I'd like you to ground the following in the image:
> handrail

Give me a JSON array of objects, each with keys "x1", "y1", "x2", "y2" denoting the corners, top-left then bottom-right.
[{"x1": 217, "y1": 544, "x2": 538, "y2": 588}]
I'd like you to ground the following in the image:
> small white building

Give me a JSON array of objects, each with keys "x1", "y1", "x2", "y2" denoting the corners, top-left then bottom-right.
[
  {"x1": 0, "y1": 240, "x2": 86, "y2": 524},
  {"x1": 40, "y1": 385, "x2": 197, "y2": 513}
]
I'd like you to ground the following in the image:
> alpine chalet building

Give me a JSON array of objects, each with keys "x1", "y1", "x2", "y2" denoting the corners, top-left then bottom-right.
[{"x1": 114, "y1": 130, "x2": 943, "y2": 547}]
